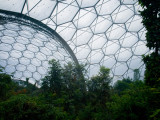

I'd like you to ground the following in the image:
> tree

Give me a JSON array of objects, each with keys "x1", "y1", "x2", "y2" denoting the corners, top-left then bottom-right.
[
  {"x1": 114, "y1": 78, "x2": 132, "y2": 94},
  {"x1": 87, "y1": 66, "x2": 112, "y2": 105},
  {"x1": 0, "y1": 66, "x2": 13, "y2": 100},
  {"x1": 62, "y1": 62, "x2": 86, "y2": 93},
  {"x1": 41, "y1": 59, "x2": 63, "y2": 94},
  {"x1": 139, "y1": 0, "x2": 160, "y2": 53},
  {"x1": 138, "y1": 0, "x2": 160, "y2": 87}
]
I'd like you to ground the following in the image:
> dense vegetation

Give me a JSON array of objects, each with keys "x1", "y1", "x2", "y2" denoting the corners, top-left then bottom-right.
[
  {"x1": 139, "y1": 0, "x2": 160, "y2": 87},
  {"x1": 0, "y1": 60, "x2": 160, "y2": 120},
  {"x1": 0, "y1": 0, "x2": 160, "y2": 119}
]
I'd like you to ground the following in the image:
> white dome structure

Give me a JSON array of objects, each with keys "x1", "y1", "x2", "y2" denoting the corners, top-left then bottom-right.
[{"x1": 0, "y1": 0, "x2": 149, "y2": 83}]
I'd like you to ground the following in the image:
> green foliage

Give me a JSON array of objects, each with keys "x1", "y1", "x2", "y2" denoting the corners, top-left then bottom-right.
[
  {"x1": 138, "y1": 0, "x2": 160, "y2": 87},
  {"x1": 114, "y1": 77, "x2": 132, "y2": 93},
  {"x1": 41, "y1": 59, "x2": 62, "y2": 94},
  {"x1": 109, "y1": 80, "x2": 151, "y2": 120},
  {"x1": 0, "y1": 94, "x2": 68, "y2": 120},
  {"x1": 0, "y1": 66, "x2": 15, "y2": 100},
  {"x1": 139, "y1": 0, "x2": 160, "y2": 52},
  {"x1": 0, "y1": 60, "x2": 160, "y2": 120},
  {"x1": 150, "y1": 109, "x2": 160, "y2": 120},
  {"x1": 87, "y1": 66, "x2": 112, "y2": 103},
  {"x1": 143, "y1": 53, "x2": 160, "y2": 87}
]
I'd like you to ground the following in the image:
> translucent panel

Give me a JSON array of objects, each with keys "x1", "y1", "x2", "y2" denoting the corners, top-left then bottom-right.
[
  {"x1": 123, "y1": 69, "x2": 134, "y2": 78},
  {"x1": 0, "y1": 60, "x2": 7, "y2": 67},
  {"x1": 75, "y1": 45, "x2": 90, "y2": 59},
  {"x1": 28, "y1": 0, "x2": 56, "y2": 20},
  {"x1": 3, "y1": 30, "x2": 18, "y2": 37},
  {"x1": 51, "y1": 2, "x2": 79, "y2": 25},
  {"x1": 14, "y1": 71, "x2": 22, "y2": 78},
  {"x1": 27, "y1": 44, "x2": 39, "y2": 52},
  {"x1": 40, "y1": 47, "x2": 52, "y2": 56},
  {"x1": 19, "y1": 30, "x2": 33, "y2": 39},
  {"x1": 89, "y1": 50, "x2": 104, "y2": 64},
  {"x1": 0, "y1": 21, "x2": 73, "y2": 82},
  {"x1": 0, "y1": 43, "x2": 12, "y2": 51},
  {"x1": 8, "y1": 58, "x2": 19, "y2": 65},
  {"x1": 76, "y1": 0, "x2": 99, "y2": 8},
  {"x1": 1, "y1": 36, "x2": 15, "y2": 44},
  {"x1": 19, "y1": 58, "x2": 30, "y2": 65},
  {"x1": 0, "y1": 0, "x2": 148, "y2": 81},
  {"x1": 91, "y1": 15, "x2": 112, "y2": 33},
  {"x1": 37, "y1": 67, "x2": 47, "y2": 75},
  {"x1": 126, "y1": 15, "x2": 143, "y2": 31},
  {"x1": 16, "y1": 36, "x2": 30, "y2": 44},
  {"x1": 73, "y1": 8, "x2": 97, "y2": 29},
  {"x1": 34, "y1": 32, "x2": 48, "y2": 41},
  {"x1": 20, "y1": 26, "x2": 35, "y2": 34},
  {"x1": 138, "y1": 28, "x2": 146, "y2": 41},
  {"x1": 31, "y1": 38, "x2": 43, "y2": 47},
  {"x1": 89, "y1": 34, "x2": 107, "y2": 50},
  {"x1": 120, "y1": 33, "x2": 138, "y2": 47},
  {"x1": 89, "y1": 64, "x2": 100, "y2": 77},
  {"x1": 23, "y1": 71, "x2": 32, "y2": 78},
  {"x1": 132, "y1": 41, "x2": 149, "y2": 55},
  {"x1": 27, "y1": 64, "x2": 36, "y2": 72},
  {"x1": 16, "y1": 64, "x2": 26, "y2": 71},
  {"x1": 134, "y1": 2, "x2": 143, "y2": 14},
  {"x1": 0, "y1": 32, "x2": 3, "y2": 37},
  {"x1": 54, "y1": 52, "x2": 65, "y2": 60},
  {"x1": 57, "y1": 22, "x2": 76, "y2": 41},
  {"x1": 73, "y1": 28, "x2": 93, "y2": 46},
  {"x1": 115, "y1": 48, "x2": 132, "y2": 61},
  {"x1": 0, "y1": 25, "x2": 4, "y2": 30},
  {"x1": 106, "y1": 24, "x2": 126, "y2": 39},
  {"x1": 127, "y1": 56, "x2": 142, "y2": 69},
  {"x1": 104, "y1": 40, "x2": 120, "y2": 55},
  {"x1": 33, "y1": 72, "x2": 41, "y2": 80},
  {"x1": 112, "y1": 5, "x2": 134, "y2": 23},
  {"x1": 58, "y1": 48, "x2": 69, "y2": 56},
  {"x1": 96, "y1": 0, "x2": 120, "y2": 15},
  {"x1": 45, "y1": 19, "x2": 57, "y2": 30},
  {"x1": 0, "y1": 0, "x2": 25, "y2": 12},
  {"x1": 22, "y1": 0, "x2": 41, "y2": 14},
  {"x1": 5, "y1": 65, "x2": 15, "y2": 73},
  {"x1": 121, "y1": 0, "x2": 137, "y2": 4},
  {"x1": 10, "y1": 50, "x2": 22, "y2": 58},
  {"x1": 31, "y1": 58, "x2": 41, "y2": 67},
  {"x1": 28, "y1": 78, "x2": 36, "y2": 84},
  {"x1": 5, "y1": 23, "x2": 20, "y2": 31},
  {"x1": 42, "y1": 61, "x2": 49, "y2": 69},
  {"x1": 23, "y1": 51, "x2": 34, "y2": 58},
  {"x1": 45, "y1": 42, "x2": 57, "y2": 51},
  {"x1": 36, "y1": 53, "x2": 46, "y2": 61},
  {"x1": 13, "y1": 43, "x2": 26, "y2": 51},
  {"x1": 101, "y1": 56, "x2": 116, "y2": 68},
  {"x1": 114, "y1": 62, "x2": 128, "y2": 75}
]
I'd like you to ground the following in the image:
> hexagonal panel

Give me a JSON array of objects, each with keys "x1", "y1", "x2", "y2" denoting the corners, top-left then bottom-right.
[
  {"x1": 0, "y1": 0, "x2": 149, "y2": 82},
  {"x1": 89, "y1": 34, "x2": 107, "y2": 50},
  {"x1": 51, "y1": 2, "x2": 79, "y2": 25},
  {"x1": 73, "y1": 27, "x2": 93, "y2": 46},
  {"x1": 91, "y1": 15, "x2": 112, "y2": 33},
  {"x1": 76, "y1": 0, "x2": 99, "y2": 8},
  {"x1": 96, "y1": 0, "x2": 120, "y2": 15},
  {"x1": 73, "y1": 8, "x2": 97, "y2": 29}
]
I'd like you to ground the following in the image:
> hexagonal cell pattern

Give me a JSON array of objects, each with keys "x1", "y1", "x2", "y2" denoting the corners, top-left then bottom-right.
[
  {"x1": 0, "y1": 21, "x2": 73, "y2": 83},
  {"x1": 0, "y1": 0, "x2": 149, "y2": 82}
]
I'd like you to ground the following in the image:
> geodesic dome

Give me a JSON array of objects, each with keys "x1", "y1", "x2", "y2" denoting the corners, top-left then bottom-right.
[{"x1": 0, "y1": 0, "x2": 149, "y2": 83}]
